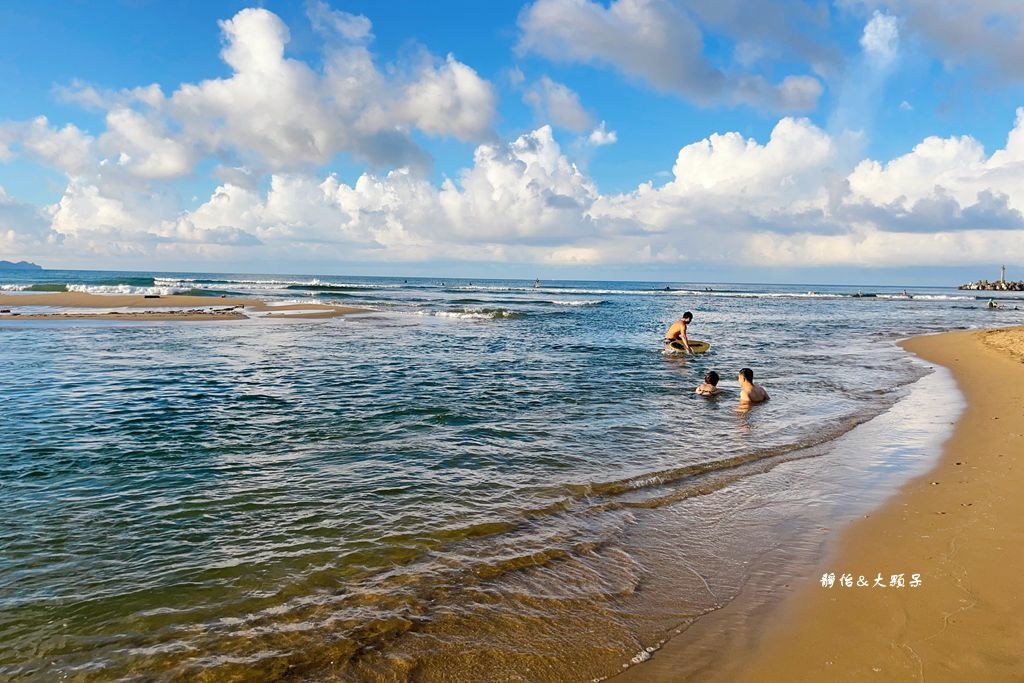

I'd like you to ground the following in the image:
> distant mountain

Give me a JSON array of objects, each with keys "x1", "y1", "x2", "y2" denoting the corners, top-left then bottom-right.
[{"x1": 0, "y1": 260, "x2": 42, "y2": 270}]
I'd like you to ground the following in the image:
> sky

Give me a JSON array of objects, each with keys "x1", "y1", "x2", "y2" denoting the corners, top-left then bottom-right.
[{"x1": 2, "y1": 0, "x2": 1024, "y2": 284}]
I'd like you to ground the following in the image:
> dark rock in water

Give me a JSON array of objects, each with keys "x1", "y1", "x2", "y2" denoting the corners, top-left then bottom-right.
[
  {"x1": 0, "y1": 260, "x2": 42, "y2": 271},
  {"x1": 959, "y1": 279, "x2": 1024, "y2": 291}
]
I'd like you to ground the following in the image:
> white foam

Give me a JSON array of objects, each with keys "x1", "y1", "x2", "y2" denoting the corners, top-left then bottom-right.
[
  {"x1": 424, "y1": 307, "x2": 525, "y2": 320},
  {"x1": 67, "y1": 284, "x2": 188, "y2": 296},
  {"x1": 154, "y1": 277, "x2": 399, "y2": 290}
]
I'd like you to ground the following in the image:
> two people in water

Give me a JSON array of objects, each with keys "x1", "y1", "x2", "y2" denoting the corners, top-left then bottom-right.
[
  {"x1": 666, "y1": 311, "x2": 769, "y2": 405},
  {"x1": 694, "y1": 368, "x2": 770, "y2": 404}
]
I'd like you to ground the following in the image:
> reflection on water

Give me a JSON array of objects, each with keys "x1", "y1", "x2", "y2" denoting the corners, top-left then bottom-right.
[{"x1": 0, "y1": 272, "x2": 1008, "y2": 680}]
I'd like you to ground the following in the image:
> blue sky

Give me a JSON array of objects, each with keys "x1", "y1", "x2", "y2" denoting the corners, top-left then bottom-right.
[{"x1": 1, "y1": 1, "x2": 1024, "y2": 283}]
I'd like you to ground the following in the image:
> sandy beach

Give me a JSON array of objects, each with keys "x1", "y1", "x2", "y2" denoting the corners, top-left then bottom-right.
[
  {"x1": 0, "y1": 292, "x2": 369, "y2": 320},
  {"x1": 621, "y1": 326, "x2": 1024, "y2": 681}
]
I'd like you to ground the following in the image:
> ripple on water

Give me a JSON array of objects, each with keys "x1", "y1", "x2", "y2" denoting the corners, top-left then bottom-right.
[{"x1": 0, "y1": 276, "x2": 991, "y2": 680}]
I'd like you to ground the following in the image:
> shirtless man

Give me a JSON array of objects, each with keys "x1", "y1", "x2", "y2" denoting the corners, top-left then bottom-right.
[
  {"x1": 664, "y1": 311, "x2": 694, "y2": 353},
  {"x1": 737, "y1": 367, "x2": 769, "y2": 404}
]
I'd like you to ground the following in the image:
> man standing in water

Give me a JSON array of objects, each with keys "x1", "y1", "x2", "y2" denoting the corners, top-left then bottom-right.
[
  {"x1": 664, "y1": 311, "x2": 694, "y2": 353},
  {"x1": 737, "y1": 368, "x2": 769, "y2": 404}
]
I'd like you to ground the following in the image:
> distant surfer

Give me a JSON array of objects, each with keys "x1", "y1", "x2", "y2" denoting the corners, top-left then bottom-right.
[
  {"x1": 664, "y1": 311, "x2": 694, "y2": 353},
  {"x1": 695, "y1": 370, "x2": 721, "y2": 396},
  {"x1": 737, "y1": 368, "x2": 769, "y2": 404},
  {"x1": 534, "y1": 278, "x2": 541, "y2": 289}
]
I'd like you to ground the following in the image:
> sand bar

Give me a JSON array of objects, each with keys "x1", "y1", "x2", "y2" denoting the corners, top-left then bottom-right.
[
  {"x1": 729, "y1": 327, "x2": 1024, "y2": 680},
  {"x1": 0, "y1": 292, "x2": 370, "y2": 320},
  {"x1": 0, "y1": 291, "x2": 260, "y2": 309},
  {"x1": 250, "y1": 302, "x2": 370, "y2": 318},
  {"x1": 1, "y1": 310, "x2": 249, "y2": 321}
]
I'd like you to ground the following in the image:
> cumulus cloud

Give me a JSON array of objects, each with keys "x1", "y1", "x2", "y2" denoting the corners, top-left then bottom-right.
[
  {"x1": 100, "y1": 108, "x2": 195, "y2": 179},
  {"x1": 35, "y1": 109, "x2": 1024, "y2": 269},
  {"x1": 3, "y1": 4, "x2": 1024, "y2": 270},
  {"x1": 523, "y1": 76, "x2": 593, "y2": 132},
  {"x1": 4, "y1": 108, "x2": 1024, "y2": 268},
  {"x1": 12, "y1": 6, "x2": 495, "y2": 180},
  {"x1": 396, "y1": 55, "x2": 496, "y2": 141},
  {"x1": 517, "y1": 0, "x2": 823, "y2": 112},
  {"x1": 439, "y1": 126, "x2": 599, "y2": 244}
]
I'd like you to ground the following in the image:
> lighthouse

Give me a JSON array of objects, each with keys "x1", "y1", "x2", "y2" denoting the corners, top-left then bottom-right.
[{"x1": 1001, "y1": 264, "x2": 1006, "y2": 285}]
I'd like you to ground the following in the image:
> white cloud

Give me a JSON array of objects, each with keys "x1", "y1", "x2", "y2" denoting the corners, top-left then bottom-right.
[
  {"x1": 860, "y1": 11, "x2": 900, "y2": 67},
  {"x1": 523, "y1": 76, "x2": 593, "y2": 132},
  {"x1": 20, "y1": 117, "x2": 96, "y2": 176},
  {"x1": 50, "y1": 181, "x2": 145, "y2": 237},
  {"x1": 440, "y1": 126, "x2": 599, "y2": 244},
  {"x1": 517, "y1": 0, "x2": 823, "y2": 112},
  {"x1": 99, "y1": 108, "x2": 195, "y2": 179},
  {"x1": 13, "y1": 7, "x2": 496, "y2": 180},
  {"x1": 4, "y1": 4, "x2": 1024, "y2": 271},
  {"x1": 588, "y1": 122, "x2": 618, "y2": 146},
  {"x1": 9, "y1": 110, "x2": 1024, "y2": 269},
  {"x1": 397, "y1": 55, "x2": 496, "y2": 141}
]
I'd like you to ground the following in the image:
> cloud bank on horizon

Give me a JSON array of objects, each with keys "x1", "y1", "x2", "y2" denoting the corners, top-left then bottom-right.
[{"x1": 2, "y1": 0, "x2": 1024, "y2": 275}]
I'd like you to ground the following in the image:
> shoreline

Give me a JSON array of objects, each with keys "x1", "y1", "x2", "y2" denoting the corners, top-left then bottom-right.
[
  {"x1": 618, "y1": 326, "x2": 1024, "y2": 681},
  {"x1": 0, "y1": 291, "x2": 370, "y2": 320},
  {"x1": 733, "y1": 327, "x2": 1024, "y2": 680}
]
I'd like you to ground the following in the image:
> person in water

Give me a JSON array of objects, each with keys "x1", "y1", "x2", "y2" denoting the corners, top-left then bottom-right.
[
  {"x1": 737, "y1": 367, "x2": 769, "y2": 404},
  {"x1": 695, "y1": 370, "x2": 721, "y2": 396},
  {"x1": 988, "y1": 298, "x2": 1001, "y2": 309},
  {"x1": 664, "y1": 311, "x2": 694, "y2": 353}
]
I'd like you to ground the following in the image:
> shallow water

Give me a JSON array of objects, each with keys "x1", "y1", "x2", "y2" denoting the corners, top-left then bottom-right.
[{"x1": 0, "y1": 271, "x2": 1021, "y2": 680}]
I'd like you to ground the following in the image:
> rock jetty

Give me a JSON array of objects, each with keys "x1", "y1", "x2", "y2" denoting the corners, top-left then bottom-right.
[
  {"x1": 959, "y1": 265, "x2": 1023, "y2": 291},
  {"x1": 959, "y1": 279, "x2": 1024, "y2": 291}
]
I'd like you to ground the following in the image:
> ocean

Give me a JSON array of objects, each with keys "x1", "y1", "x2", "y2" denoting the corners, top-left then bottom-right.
[{"x1": 1, "y1": 270, "x2": 1021, "y2": 680}]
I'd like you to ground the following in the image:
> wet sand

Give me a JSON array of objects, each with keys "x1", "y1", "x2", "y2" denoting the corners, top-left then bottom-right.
[
  {"x1": 619, "y1": 326, "x2": 1024, "y2": 681},
  {"x1": 0, "y1": 292, "x2": 369, "y2": 320},
  {"x1": 0, "y1": 310, "x2": 249, "y2": 321}
]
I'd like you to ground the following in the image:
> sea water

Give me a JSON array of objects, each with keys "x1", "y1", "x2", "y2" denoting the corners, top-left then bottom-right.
[{"x1": 0, "y1": 271, "x2": 1021, "y2": 680}]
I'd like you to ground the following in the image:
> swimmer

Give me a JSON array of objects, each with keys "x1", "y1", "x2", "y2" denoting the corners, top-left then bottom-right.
[
  {"x1": 695, "y1": 371, "x2": 721, "y2": 396},
  {"x1": 737, "y1": 367, "x2": 769, "y2": 404}
]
